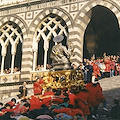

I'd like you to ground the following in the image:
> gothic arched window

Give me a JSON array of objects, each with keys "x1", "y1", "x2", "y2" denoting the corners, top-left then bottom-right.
[
  {"x1": 33, "y1": 13, "x2": 68, "y2": 71},
  {"x1": 0, "y1": 21, "x2": 23, "y2": 74}
]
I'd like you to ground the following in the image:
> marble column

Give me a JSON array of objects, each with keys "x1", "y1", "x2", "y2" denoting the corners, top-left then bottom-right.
[
  {"x1": 43, "y1": 48, "x2": 48, "y2": 70},
  {"x1": 1, "y1": 54, "x2": 5, "y2": 74},
  {"x1": 43, "y1": 40, "x2": 49, "y2": 70},
  {"x1": 11, "y1": 53, "x2": 15, "y2": 73}
]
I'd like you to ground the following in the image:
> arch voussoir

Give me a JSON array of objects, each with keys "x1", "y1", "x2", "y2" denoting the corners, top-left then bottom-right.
[{"x1": 73, "y1": 0, "x2": 120, "y2": 61}]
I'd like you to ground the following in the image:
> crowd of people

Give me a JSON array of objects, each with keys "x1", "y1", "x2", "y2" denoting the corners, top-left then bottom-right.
[
  {"x1": 0, "y1": 53, "x2": 120, "y2": 78},
  {"x1": 0, "y1": 80, "x2": 107, "y2": 120},
  {"x1": 0, "y1": 76, "x2": 120, "y2": 120},
  {"x1": 0, "y1": 53, "x2": 120, "y2": 119},
  {"x1": 71, "y1": 54, "x2": 120, "y2": 83},
  {"x1": 35, "y1": 54, "x2": 120, "y2": 84},
  {"x1": 35, "y1": 64, "x2": 52, "y2": 71},
  {"x1": 0, "y1": 67, "x2": 20, "y2": 74}
]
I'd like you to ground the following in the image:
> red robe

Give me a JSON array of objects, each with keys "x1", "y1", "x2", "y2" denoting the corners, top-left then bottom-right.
[
  {"x1": 41, "y1": 91, "x2": 54, "y2": 106},
  {"x1": 104, "y1": 59, "x2": 111, "y2": 72},
  {"x1": 29, "y1": 96, "x2": 41, "y2": 111},
  {"x1": 76, "y1": 91, "x2": 90, "y2": 115},
  {"x1": 43, "y1": 91, "x2": 54, "y2": 96},
  {"x1": 1, "y1": 104, "x2": 20, "y2": 113},
  {"x1": 41, "y1": 97, "x2": 52, "y2": 106},
  {"x1": 87, "y1": 85, "x2": 99, "y2": 107},
  {"x1": 33, "y1": 82, "x2": 42, "y2": 95},
  {"x1": 0, "y1": 108, "x2": 14, "y2": 116},
  {"x1": 85, "y1": 83, "x2": 93, "y2": 89},
  {"x1": 93, "y1": 63, "x2": 101, "y2": 78},
  {"x1": 1, "y1": 108, "x2": 14, "y2": 113},
  {"x1": 96, "y1": 84, "x2": 106, "y2": 104},
  {"x1": 68, "y1": 93, "x2": 76, "y2": 107}
]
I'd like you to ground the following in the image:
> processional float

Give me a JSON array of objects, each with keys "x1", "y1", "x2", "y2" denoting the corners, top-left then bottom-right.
[{"x1": 35, "y1": 35, "x2": 85, "y2": 90}]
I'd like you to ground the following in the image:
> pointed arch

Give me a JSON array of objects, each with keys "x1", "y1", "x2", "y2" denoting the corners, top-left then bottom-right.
[
  {"x1": 32, "y1": 12, "x2": 69, "y2": 70},
  {"x1": 0, "y1": 20, "x2": 24, "y2": 74},
  {"x1": 0, "y1": 16, "x2": 28, "y2": 40},
  {"x1": 73, "y1": 0, "x2": 120, "y2": 61}
]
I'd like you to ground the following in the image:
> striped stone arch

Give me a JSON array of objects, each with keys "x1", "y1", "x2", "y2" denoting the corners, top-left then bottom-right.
[
  {"x1": 0, "y1": 16, "x2": 28, "y2": 39},
  {"x1": 30, "y1": 7, "x2": 73, "y2": 40},
  {"x1": 74, "y1": 0, "x2": 120, "y2": 61},
  {"x1": 0, "y1": 16, "x2": 32, "y2": 81},
  {"x1": 30, "y1": 8, "x2": 73, "y2": 70}
]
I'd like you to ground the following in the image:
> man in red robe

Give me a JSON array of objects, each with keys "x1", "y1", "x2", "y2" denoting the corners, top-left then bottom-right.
[
  {"x1": 75, "y1": 88, "x2": 90, "y2": 115},
  {"x1": 92, "y1": 61, "x2": 101, "y2": 79},
  {"x1": 33, "y1": 78, "x2": 44, "y2": 95}
]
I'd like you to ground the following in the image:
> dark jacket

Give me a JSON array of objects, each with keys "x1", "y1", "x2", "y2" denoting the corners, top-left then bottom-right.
[
  {"x1": 17, "y1": 86, "x2": 27, "y2": 98},
  {"x1": 110, "y1": 104, "x2": 120, "y2": 119}
]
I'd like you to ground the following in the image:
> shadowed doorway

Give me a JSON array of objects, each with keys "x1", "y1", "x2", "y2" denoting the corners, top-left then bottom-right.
[{"x1": 83, "y1": 5, "x2": 120, "y2": 59}]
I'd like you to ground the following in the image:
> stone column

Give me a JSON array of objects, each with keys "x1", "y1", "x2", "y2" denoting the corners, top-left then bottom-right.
[
  {"x1": 11, "y1": 53, "x2": 15, "y2": 73},
  {"x1": 43, "y1": 48, "x2": 48, "y2": 70},
  {"x1": 11, "y1": 43, "x2": 17, "y2": 74},
  {"x1": 43, "y1": 40, "x2": 49, "y2": 70},
  {"x1": 1, "y1": 46, "x2": 7, "y2": 74},
  {"x1": 33, "y1": 50, "x2": 37, "y2": 71},
  {"x1": 1, "y1": 54, "x2": 5, "y2": 74}
]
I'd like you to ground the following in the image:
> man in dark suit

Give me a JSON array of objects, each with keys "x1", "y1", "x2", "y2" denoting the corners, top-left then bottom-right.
[
  {"x1": 85, "y1": 61, "x2": 93, "y2": 83},
  {"x1": 17, "y1": 82, "x2": 28, "y2": 99}
]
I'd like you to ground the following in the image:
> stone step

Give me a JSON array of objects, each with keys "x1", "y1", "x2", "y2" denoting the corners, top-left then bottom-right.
[{"x1": 96, "y1": 75, "x2": 120, "y2": 120}]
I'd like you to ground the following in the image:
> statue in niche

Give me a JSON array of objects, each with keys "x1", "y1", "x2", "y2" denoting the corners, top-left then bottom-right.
[{"x1": 50, "y1": 35, "x2": 73, "y2": 70}]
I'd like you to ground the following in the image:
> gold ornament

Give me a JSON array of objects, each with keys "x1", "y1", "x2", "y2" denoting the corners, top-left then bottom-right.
[{"x1": 34, "y1": 70, "x2": 84, "y2": 90}]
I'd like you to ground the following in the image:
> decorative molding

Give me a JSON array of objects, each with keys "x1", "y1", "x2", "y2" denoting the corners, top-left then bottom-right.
[
  {"x1": 0, "y1": 81, "x2": 34, "y2": 87},
  {"x1": 25, "y1": 11, "x2": 34, "y2": 26},
  {"x1": 70, "y1": 3, "x2": 79, "y2": 12},
  {"x1": 60, "y1": 5, "x2": 70, "y2": 13},
  {"x1": 0, "y1": 0, "x2": 58, "y2": 7},
  {"x1": 79, "y1": 1, "x2": 89, "y2": 10},
  {"x1": 17, "y1": 10, "x2": 42, "y2": 27},
  {"x1": 34, "y1": 10, "x2": 42, "y2": 18},
  {"x1": 113, "y1": 0, "x2": 120, "y2": 6},
  {"x1": 70, "y1": 11, "x2": 78, "y2": 20},
  {"x1": 17, "y1": 13, "x2": 25, "y2": 21},
  {"x1": 25, "y1": 11, "x2": 34, "y2": 20},
  {"x1": 0, "y1": 1, "x2": 62, "y2": 17},
  {"x1": 60, "y1": 2, "x2": 89, "y2": 20}
]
